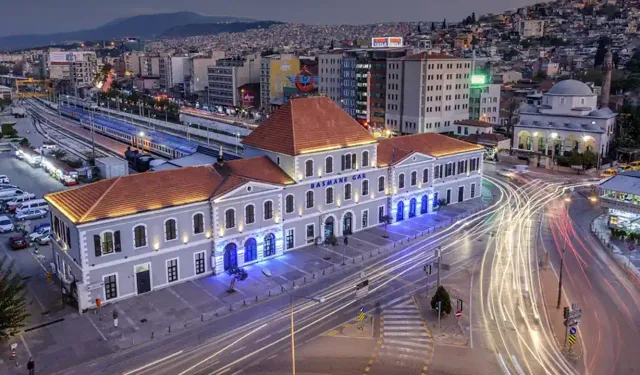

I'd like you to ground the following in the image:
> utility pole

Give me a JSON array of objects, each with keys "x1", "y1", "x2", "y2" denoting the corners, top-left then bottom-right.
[
  {"x1": 436, "y1": 246, "x2": 442, "y2": 290},
  {"x1": 90, "y1": 108, "x2": 96, "y2": 159}
]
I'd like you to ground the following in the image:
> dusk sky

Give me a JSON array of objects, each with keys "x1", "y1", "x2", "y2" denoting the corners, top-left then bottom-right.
[{"x1": 0, "y1": 0, "x2": 540, "y2": 37}]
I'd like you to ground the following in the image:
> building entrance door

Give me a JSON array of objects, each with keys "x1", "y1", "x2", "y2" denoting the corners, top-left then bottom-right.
[
  {"x1": 135, "y1": 264, "x2": 151, "y2": 294},
  {"x1": 324, "y1": 217, "x2": 335, "y2": 239}
]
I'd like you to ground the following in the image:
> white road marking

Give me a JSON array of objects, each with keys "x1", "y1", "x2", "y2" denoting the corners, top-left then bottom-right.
[
  {"x1": 84, "y1": 314, "x2": 107, "y2": 342},
  {"x1": 19, "y1": 334, "x2": 32, "y2": 357},
  {"x1": 167, "y1": 287, "x2": 199, "y2": 314}
]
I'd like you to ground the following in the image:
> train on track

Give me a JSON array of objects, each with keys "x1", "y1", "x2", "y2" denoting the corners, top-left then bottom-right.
[{"x1": 59, "y1": 105, "x2": 198, "y2": 160}]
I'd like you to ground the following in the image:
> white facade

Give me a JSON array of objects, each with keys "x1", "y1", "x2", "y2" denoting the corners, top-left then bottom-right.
[
  {"x1": 386, "y1": 53, "x2": 472, "y2": 135},
  {"x1": 318, "y1": 52, "x2": 344, "y2": 103},
  {"x1": 188, "y1": 52, "x2": 225, "y2": 94},
  {"x1": 518, "y1": 20, "x2": 545, "y2": 38},
  {"x1": 208, "y1": 53, "x2": 260, "y2": 108},
  {"x1": 515, "y1": 80, "x2": 617, "y2": 158},
  {"x1": 470, "y1": 83, "x2": 501, "y2": 123}
]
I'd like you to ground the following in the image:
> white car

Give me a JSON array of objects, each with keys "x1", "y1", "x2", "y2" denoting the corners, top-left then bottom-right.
[
  {"x1": 497, "y1": 168, "x2": 516, "y2": 178},
  {"x1": 0, "y1": 184, "x2": 18, "y2": 191},
  {"x1": 0, "y1": 175, "x2": 9, "y2": 184},
  {"x1": 14, "y1": 208, "x2": 47, "y2": 221},
  {"x1": 0, "y1": 215, "x2": 14, "y2": 233},
  {"x1": 29, "y1": 227, "x2": 50, "y2": 243}
]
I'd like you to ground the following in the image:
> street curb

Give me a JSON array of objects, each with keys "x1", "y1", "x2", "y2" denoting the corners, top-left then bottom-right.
[{"x1": 590, "y1": 216, "x2": 640, "y2": 284}]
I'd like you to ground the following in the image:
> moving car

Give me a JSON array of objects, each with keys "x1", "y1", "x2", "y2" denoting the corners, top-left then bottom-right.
[
  {"x1": 599, "y1": 168, "x2": 618, "y2": 178},
  {"x1": 0, "y1": 215, "x2": 14, "y2": 233},
  {"x1": 618, "y1": 164, "x2": 634, "y2": 173},
  {"x1": 14, "y1": 208, "x2": 48, "y2": 221},
  {"x1": 629, "y1": 161, "x2": 640, "y2": 170},
  {"x1": 0, "y1": 175, "x2": 8, "y2": 184},
  {"x1": 497, "y1": 168, "x2": 516, "y2": 178},
  {"x1": 9, "y1": 235, "x2": 28, "y2": 250}
]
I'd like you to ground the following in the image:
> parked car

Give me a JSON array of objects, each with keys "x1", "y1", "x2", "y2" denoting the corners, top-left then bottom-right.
[
  {"x1": 33, "y1": 223, "x2": 50, "y2": 234},
  {"x1": 14, "y1": 199, "x2": 48, "y2": 215},
  {"x1": 28, "y1": 227, "x2": 50, "y2": 243},
  {"x1": 0, "y1": 175, "x2": 9, "y2": 184},
  {"x1": 629, "y1": 161, "x2": 640, "y2": 170},
  {"x1": 5, "y1": 193, "x2": 37, "y2": 212},
  {"x1": 599, "y1": 168, "x2": 618, "y2": 179},
  {"x1": 35, "y1": 234, "x2": 50, "y2": 246},
  {"x1": 14, "y1": 208, "x2": 48, "y2": 221},
  {"x1": 0, "y1": 215, "x2": 14, "y2": 233},
  {"x1": 0, "y1": 184, "x2": 18, "y2": 191},
  {"x1": 9, "y1": 235, "x2": 28, "y2": 250},
  {"x1": 0, "y1": 189, "x2": 28, "y2": 201}
]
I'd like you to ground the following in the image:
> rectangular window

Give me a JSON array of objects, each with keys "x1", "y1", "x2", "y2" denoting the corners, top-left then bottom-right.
[
  {"x1": 378, "y1": 206, "x2": 385, "y2": 223},
  {"x1": 362, "y1": 210, "x2": 369, "y2": 228},
  {"x1": 434, "y1": 165, "x2": 440, "y2": 179},
  {"x1": 167, "y1": 259, "x2": 178, "y2": 283},
  {"x1": 286, "y1": 229, "x2": 294, "y2": 250},
  {"x1": 195, "y1": 252, "x2": 205, "y2": 275},
  {"x1": 104, "y1": 274, "x2": 117, "y2": 300},
  {"x1": 345, "y1": 184, "x2": 352, "y2": 200},
  {"x1": 471, "y1": 183, "x2": 476, "y2": 198},
  {"x1": 306, "y1": 224, "x2": 314, "y2": 239}
]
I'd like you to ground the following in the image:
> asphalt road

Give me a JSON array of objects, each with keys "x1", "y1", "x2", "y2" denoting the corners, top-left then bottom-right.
[{"x1": 542, "y1": 191, "x2": 640, "y2": 375}]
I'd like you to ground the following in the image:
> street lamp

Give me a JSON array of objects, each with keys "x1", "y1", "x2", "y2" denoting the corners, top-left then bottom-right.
[
  {"x1": 557, "y1": 189, "x2": 572, "y2": 309},
  {"x1": 261, "y1": 269, "x2": 324, "y2": 375}
]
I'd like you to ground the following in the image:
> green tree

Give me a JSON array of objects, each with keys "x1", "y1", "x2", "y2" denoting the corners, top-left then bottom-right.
[
  {"x1": 1, "y1": 124, "x2": 17, "y2": 138},
  {"x1": 437, "y1": 198, "x2": 448, "y2": 215},
  {"x1": 534, "y1": 70, "x2": 548, "y2": 81},
  {"x1": 0, "y1": 256, "x2": 30, "y2": 338},
  {"x1": 430, "y1": 286, "x2": 452, "y2": 317},
  {"x1": 18, "y1": 138, "x2": 29, "y2": 147},
  {"x1": 581, "y1": 150, "x2": 597, "y2": 169}
]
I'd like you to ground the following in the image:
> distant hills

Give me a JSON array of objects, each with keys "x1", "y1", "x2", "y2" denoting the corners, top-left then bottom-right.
[
  {"x1": 0, "y1": 12, "x2": 255, "y2": 51},
  {"x1": 161, "y1": 21, "x2": 284, "y2": 38}
]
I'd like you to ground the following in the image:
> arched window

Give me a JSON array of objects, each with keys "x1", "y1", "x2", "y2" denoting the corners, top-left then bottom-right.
[
  {"x1": 344, "y1": 183, "x2": 352, "y2": 200},
  {"x1": 326, "y1": 187, "x2": 334, "y2": 204},
  {"x1": 245, "y1": 205, "x2": 255, "y2": 225},
  {"x1": 285, "y1": 194, "x2": 294, "y2": 213},
  {"x1": 362, "y1": 180, "x2": 369, "y2": 196},
  {"x1": 305, "y1": 159, "x2": 314, "y2": 177},
  {"x1": 422, "y1": 168, "x2": 429, "y2": 183},
  {"x1": 264, "y1": 200, "x2": 273, "y2": 220},
  {"x1": 224, "y1": 209, "x2": 235, "y2": 229},
  {"x1": 378, "y1": 176, "x2": 385, "y2": 192},
  {"x1": 421, "y1": 195, "x2": 429, "y2": 214},
  {"x1": 306, "y1": 191, "x2": 315, "y2": 209},
  {"x1": 164, "y1": 219, "x2": 177, "y2": 241},
  {"x1": 325, "y1": 156, "x2": 333, "y2": 174},
  {"x1": 244, "y1": 238, "x2": 257, "y2": 262},
  {"x1": 398, "y1": 173, "x2": 405, "y2": 189},
  {"x1": 192, "y1": 213, "x2": 204, "y2": 234},
  {"x1": 264, "y1": 233, "x2": 276, "y2": 257},
  {"x1": 362, "y1": 150, "x2": 369, "y2": 167},
  {"x1": 133, "y1": 225, "x2": 147, "y2": 248},
  {"x1": 410, "y1": 171, "x2": 417, "y2": 186}
]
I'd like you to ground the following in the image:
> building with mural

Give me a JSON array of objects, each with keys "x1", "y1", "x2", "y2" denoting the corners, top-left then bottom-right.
[
  {"x1": 44, "y1": 96, "x2": 483, "y2": 312},
  {"x1": 260, "y1": 54, "x2": 300, "y2": 109}
]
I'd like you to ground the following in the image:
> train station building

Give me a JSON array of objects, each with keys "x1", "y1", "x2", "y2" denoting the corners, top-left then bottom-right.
[{"x1": 44, "y1": 96, "x2": 484, "y2": 312}]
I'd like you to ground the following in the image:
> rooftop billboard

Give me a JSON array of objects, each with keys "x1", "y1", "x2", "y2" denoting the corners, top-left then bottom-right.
[{"x1": 371, "y1": 37, "x2": 404, "y2": 48}]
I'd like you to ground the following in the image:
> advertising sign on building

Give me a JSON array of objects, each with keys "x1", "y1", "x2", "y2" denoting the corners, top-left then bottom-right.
[
  {"x1": 242, "y1": 90, "x2": 256, "y2": 107},
  {"x1": 371, "y1": 37, "x2": 404, "y2": 48},
  {"x1": 49, "y1": 52, "x2": 88, "y2": 63}
]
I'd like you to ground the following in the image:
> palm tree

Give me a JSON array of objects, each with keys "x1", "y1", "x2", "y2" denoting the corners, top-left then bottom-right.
[{"x1": 50, "y1": 149, "x2": 67, "y2": 160}]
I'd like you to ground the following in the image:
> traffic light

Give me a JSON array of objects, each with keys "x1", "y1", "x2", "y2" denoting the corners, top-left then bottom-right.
[
  {"x1": 563, "y1": 307, "x2": 570, "y2": 319},
  {"x1": 46, "y1": 272, "x2": 52, "y2": 283}
]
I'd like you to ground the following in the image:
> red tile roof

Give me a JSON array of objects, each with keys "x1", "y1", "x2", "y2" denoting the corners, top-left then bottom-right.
[
  {"x1": 241, "y1": 96, "x2": 376, "y2": 155},
  {"x1": 454, "y1": 119, "x2": 493, "y2": 128},
  {"x1": 45, "y1": 156, "x2": 294, "y2": 224},
  {"x1": 377, "y1": 133, "x2": 484, "y2": 166}
]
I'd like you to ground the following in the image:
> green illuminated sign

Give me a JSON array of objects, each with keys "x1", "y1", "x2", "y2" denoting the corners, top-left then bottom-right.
[{"x1": 471, "y1": 75, "x2": 487, "y2": 85}]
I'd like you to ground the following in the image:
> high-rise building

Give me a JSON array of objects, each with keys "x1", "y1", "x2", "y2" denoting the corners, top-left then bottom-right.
[
  {"x1": 260, "y1": 54, "x2": 300, "y2": 109},
  {"x1": 46, "y1": 50, "x2": 97, "y2": 95},
  {"x1": 187, "y1": 52, "x2": 226, "y2": 95},
  {"x1": 386, "y1": 52, "x2": 472, "y2": 135},
  {"x1": 207, "y1": 53, "x2": 260, "y2": 108},
  {"x1": 318, "y1": 51, "x2": 344, "y2": 103}
]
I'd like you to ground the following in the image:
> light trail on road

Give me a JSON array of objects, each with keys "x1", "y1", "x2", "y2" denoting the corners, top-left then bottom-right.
[{"x1": 479, "y1": 175, "x2": 596, "y2": 375}]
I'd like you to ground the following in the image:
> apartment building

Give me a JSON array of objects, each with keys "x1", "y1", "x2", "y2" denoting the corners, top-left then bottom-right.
[
  {"x1": 207, "y1": 53, "x2": 260, "y2": 108},
  {"x1": 260, "y1": 54, "x2": 300, "y2": 109},
  {"x1": 386, "y1": 52, "x2": 472, "y2": 135},
  {"x1": 518, "y1": 20, "x2": 545, "y2": 38},
  {"x1": 469, "y1": 83, "x2": 501, "y2": 123},
  {"x1": 188, "y1": 52, "x2": 226, "y2": 95},
  {"x1": 318, "y1": 51, "x2": 344, "y2": 103}
]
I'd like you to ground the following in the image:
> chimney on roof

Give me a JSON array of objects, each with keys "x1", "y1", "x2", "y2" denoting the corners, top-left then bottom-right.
[{"x1": 217, "y1": 146, "x2": 224, "y2": 166}]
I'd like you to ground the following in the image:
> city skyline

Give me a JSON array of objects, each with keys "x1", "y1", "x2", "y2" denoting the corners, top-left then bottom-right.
[{"x1": 0, "y1": 0, "x2": 541, "y2": 37}]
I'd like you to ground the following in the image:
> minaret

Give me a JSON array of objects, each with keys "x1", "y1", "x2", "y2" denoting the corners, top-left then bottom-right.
[{"x1": 600, "y1": 49, "x2": 613, "y2": 108}]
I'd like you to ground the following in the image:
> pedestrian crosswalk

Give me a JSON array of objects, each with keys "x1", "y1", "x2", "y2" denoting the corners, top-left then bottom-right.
[{"x1": 367, "y1": 297, "x2": 434, "y2": 375}]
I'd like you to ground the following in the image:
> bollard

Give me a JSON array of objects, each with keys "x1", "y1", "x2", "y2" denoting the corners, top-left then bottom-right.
[
  {"x1": 352, "y1": 258, "x2": 355, "y2": 264},
  {"x1": 184, "y1": 321, "x2": 187, "y2": 328},
  {"x1": 151, "y1": 331, "x2": 155, "y2": 339},
  {"x1": 313, "y1": 273, "x2": 316, "y2": 280},
  {"x1": 132, "y1": 337, "x2": 134, "y2": 346},
  {"x1": 303, "y1": 276, "x2": 307, "y2": 283},
  {"x1": 168, "y1": 325, "x2": 171, "y2": 333},
  {"x1": 268, "y1": 290, "x2": 271, "y2": 297},
  {"x1": 201, "y1": 314, "x2": 204, "y2": 322},
  {"x1": 243, "y1": 299, "x2": 247, "y2": 306},
  {"x1": 322, "y1": 269, "x2": 326, "y2": 276},
  {"x1": 255, "y1": 295, "x2": 258, "y2": 302},
  {"x1": 229, "y1": 304, "x2": 233, "y2": 311}
]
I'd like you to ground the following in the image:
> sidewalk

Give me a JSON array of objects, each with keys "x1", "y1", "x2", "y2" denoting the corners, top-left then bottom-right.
[{"x1": 3, "y1": 194, "x2": 489, "y2": 374}]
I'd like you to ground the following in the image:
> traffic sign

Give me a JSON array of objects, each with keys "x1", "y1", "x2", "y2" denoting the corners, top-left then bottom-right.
[
  {"x1": 567, "y1": 334, "x2": 577, "y2": 346},
  {"x1": 358, "y1": 307, "x2": 366, "y2": 322},
  {"x1": 455, "y1": 311, "x2": 462, "y2": 318},
  {"x1": 423, "y1": 264, "x2": 432, "y2": 275},
  {"x1": 435, "y1": 262, "x2": 451, "y2": 271},
  {"x1": 569, "y1": 327, "x2": 577, "y2": 335},
  {"x1": 568, "y1": 318, "x2": 580, "y2": 327}
]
